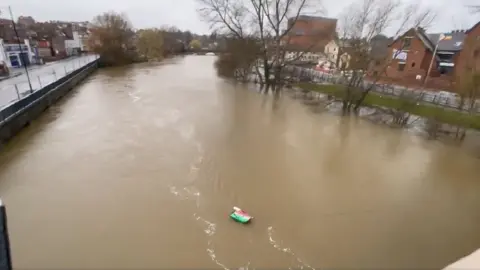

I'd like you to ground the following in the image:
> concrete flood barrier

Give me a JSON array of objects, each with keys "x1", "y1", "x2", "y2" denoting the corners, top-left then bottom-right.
[
  {"x1": 0, "y1": 200, "x2": 12, "y2": 270},
  {"x1": 0, "y1": 60, "x2": 98, "y2": 147}
]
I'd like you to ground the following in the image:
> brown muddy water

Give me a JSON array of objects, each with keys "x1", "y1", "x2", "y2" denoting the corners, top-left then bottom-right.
[{"x1": 0, "y1": 56, "x2": 479, "y2": 269}]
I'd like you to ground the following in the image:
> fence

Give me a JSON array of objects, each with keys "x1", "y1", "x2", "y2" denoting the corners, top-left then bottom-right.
[
  {"x1": 0, "y1": 59, "x2": 98, "y2": 125},
  {"x1": 0, "y1": 55, "x2": 99, "y2": 110},
  {"x1": 289, "y1": 66, "x2": 480, "y2": 113}
]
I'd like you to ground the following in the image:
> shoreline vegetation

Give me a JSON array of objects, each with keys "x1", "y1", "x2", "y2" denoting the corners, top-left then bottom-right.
[
  {"x1": 297, "y1": 82, "x2": 480, "y2": 130},
  {"x1": 88, "y1": 12, "x2": 208, "y2": 67}
]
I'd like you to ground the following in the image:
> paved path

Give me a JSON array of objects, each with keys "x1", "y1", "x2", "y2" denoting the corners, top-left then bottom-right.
[{"x1": 0, "y1": 55, "x2": 98, "y2": 109}]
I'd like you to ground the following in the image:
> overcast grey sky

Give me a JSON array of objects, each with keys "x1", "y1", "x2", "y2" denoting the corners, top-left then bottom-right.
[{"x1": 2, "y1": 0, "x2": 479, "y2": 34}]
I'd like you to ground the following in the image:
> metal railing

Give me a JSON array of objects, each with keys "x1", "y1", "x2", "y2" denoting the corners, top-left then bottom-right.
[
  {"x1": 0, "y1": 58, "x2": 98, "y2": 124},
  {"x1": 290, "y1": 66, "x2": 480, "y2": 113},
  {"x1": 0, "y1": 55, "x2": 99, "y2": 110}
]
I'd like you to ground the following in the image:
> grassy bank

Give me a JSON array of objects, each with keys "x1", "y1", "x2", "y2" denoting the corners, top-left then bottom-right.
[{"x1": 297, "y1": 83, "x2": 480, "y2": 130}]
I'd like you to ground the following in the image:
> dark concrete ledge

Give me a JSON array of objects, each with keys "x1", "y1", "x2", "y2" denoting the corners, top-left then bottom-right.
[{"x1": 0, "y1": 60, "x2": 98, "y2": 147}]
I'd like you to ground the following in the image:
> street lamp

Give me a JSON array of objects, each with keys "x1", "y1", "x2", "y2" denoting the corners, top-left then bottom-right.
[{"x1": 424, "y1": 33, "x2": 451, "y2": 87}]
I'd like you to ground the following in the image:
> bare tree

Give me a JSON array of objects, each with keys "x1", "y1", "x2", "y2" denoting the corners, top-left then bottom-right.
[
  {"x1": 88, "y1": 12, "x2": 136, "y2": 66},
  {"x1": 197, "y1": 0, "x2": 326, "y2": 91},
  {"x1": 136, "y1": 28, "x2": 164, "y2": 61},
  {"x1": 335, "y1": 0, "x2": 435, "y2": 113}
]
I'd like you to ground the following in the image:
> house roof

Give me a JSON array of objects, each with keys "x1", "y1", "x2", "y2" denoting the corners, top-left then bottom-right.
[
  {"x1": 426, "y1": 32, "x2": 466, "y2": 51},
  {"x1": 414, "y1": 28, "x2": 435, "y2": 51}
]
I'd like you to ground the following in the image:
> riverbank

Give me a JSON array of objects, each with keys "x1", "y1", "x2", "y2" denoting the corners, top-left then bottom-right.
[
  {"x1": 297, "y1": 82, "x2": 480, "y2": 130},
  {"x1": 0, "y1": 60, "x2": 98, "y2": 146}
]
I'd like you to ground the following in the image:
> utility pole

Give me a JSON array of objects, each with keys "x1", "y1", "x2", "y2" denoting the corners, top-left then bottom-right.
[
  {"x1": 424, "y1": 42, "x2": 439, "y2": 87},
  {"x1": 8, "y1": 6, "x2": 33, "y2": 93}
]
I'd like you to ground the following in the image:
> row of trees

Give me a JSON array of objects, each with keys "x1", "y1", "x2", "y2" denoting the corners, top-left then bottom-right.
[
  {"x1": 198, "y1": 0, "x2": 435, "y2": 101},
  {"x1": 200, "y1": 0, "x2": 480, "y2": 123},
  {"x1": 88, "y1": 12, "x2": 204, "y2": 66}
]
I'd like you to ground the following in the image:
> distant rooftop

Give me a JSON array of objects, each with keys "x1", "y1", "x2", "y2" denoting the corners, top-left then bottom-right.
[{"x1": 295, "y1": 15, "x2": 337, "y2": 22}]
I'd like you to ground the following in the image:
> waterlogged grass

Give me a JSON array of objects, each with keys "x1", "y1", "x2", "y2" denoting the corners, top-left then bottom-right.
[{"x1": 297, "y1": 82, "x2": 480, "y2": 130}]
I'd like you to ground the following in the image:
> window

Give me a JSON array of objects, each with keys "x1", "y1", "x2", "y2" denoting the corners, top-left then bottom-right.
[
  {"x1": 398, "y1": 62, "x2": 406, "y2": 71},
  {"x1": 439, "y1": 66, "x2": 454, "y2": 75},
  {"x1": 402, "y1": 37, "x2": 412, "y2": 50},
  {"x1": 411, "y1": 62, "x2": 416, "y2": 67}
]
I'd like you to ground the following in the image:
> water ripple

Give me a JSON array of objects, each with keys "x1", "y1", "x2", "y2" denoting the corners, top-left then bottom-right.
[{"x1": 267, "y1": 226, "x2": 315, "y2": 270}]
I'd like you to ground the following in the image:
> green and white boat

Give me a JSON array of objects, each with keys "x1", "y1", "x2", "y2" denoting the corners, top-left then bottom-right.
[{"x1": 230, "y1": 206, "x2": 253, "y2": 224}]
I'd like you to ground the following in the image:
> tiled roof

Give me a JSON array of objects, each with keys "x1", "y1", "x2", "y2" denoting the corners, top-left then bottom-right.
[{"x1": 426, "y1": 32, "x2": 466, "y2": 52}]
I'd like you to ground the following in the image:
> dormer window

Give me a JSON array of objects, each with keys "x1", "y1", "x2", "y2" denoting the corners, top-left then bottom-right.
[{"x1": 402, "y1": 37, "x2": 413, "y2": 50}]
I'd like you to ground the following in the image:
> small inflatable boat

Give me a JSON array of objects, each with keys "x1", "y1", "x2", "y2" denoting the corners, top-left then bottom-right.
[{"x1": 230, "y1": 206, "x2": 253, "y2": 224}]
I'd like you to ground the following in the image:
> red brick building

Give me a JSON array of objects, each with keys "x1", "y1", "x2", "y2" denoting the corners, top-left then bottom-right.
[
  {"x1": 284, "y1": 15, "x2": 337, "y2": 52},
  {"x1": 455, "y1": 22, "x2": 480, "y2": 88},
  {"x1": 384, "y1": 28, "x2": 466, "y2": 90},
  {"x1": 383, "y1": 23, "x2": 480, "y2": 91}
]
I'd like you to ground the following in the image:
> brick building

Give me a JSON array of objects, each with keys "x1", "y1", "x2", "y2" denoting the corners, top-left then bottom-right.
[
  {"x1": 0, "y1": 18, "x2": 27, "y2": 42},
  {"x1": 282, "y1": 15, "x2": 337, "y2": 65},
  {"x1": 455, "y1": 22, "x2": 480, "y2": 89},
  {"x1": 286, "y1": 16, "x2": 337, "y2": 50},
  {"x1": 383, "y1": 24, "x2": 480, "y2": 91}
]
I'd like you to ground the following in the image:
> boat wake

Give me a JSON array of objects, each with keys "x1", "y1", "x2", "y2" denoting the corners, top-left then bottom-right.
[
  {"x1": 193, "y1": 213, "x2": 230, "y2": 270},
  {"x1": 168, "y1": 139, "x2": 232, "y2": 269},
  {"x1": 267, "y1": 226, "x2": 315, "y2": 270}
]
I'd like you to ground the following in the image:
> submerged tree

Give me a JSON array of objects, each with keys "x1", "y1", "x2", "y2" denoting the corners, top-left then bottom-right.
[
  {"x1": 197, "y1": 0, "x2": 329, "y2": 91},
  {"x1": 136, "y1": 28, "x2": 164, "y2": 61},
  {"x1": 214, "y1": 37, "x2": 262, "y2": 81},
  {"x1": 88, "y1": 12, "x2": 136, "y2": 66}
]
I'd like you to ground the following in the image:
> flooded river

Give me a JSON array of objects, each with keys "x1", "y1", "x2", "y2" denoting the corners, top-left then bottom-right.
[{"x1": 0, "y1": 56, "x2": 479, "y2": 269}]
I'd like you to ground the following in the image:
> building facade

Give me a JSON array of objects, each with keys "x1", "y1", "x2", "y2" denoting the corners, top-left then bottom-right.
[
  {"x1": 384, "y1": 27, "x2": 468, "y2": 90},
  {"x1": 0, "y1": 39, "x2": 35, "y2": 68},
  {"x1": 65, "y1": 31, "x2": 82, "y2": 56},
  {"x1": 283, "y1": 15, "x2": 337, "y2": 66},
  {"x1": 455, "y1": 22, "x2": 480, "y2": 89},
  {"x1": 286, "y1": 16, "x2": 337, "y2": 52}
]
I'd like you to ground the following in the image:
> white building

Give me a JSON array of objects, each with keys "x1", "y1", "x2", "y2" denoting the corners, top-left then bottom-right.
[
  {"x1": 65, "y1": 31, "x2": 82, "y2": 56},
  {"x1": 324, "y1": 40, "x2": 339, "y2": 64},
  {"x1": 0, "y1": 38, "x2": 35, "y2": 68}
]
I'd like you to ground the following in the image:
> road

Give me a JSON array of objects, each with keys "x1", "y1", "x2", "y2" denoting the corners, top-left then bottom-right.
[
  {"x1": 0, "y1": 56, "x2": 479, "y2": 269},
  {"x1": 0, "y1": 55, "x2": 98, "y2": 109}
]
